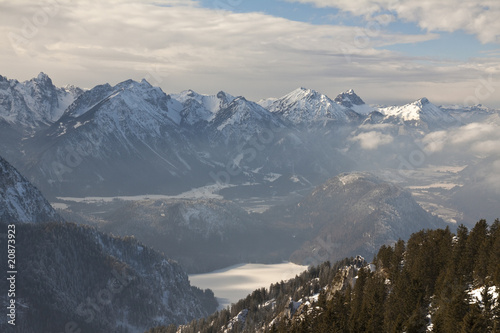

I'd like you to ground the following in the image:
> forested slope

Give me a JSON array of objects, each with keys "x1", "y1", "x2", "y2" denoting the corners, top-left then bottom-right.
[{"x1": 148, "y1": 219, "x2": 500, "y2": 333}]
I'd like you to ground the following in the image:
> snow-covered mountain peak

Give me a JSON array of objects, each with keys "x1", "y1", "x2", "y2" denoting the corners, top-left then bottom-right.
[
  {"x1": 216, "y1": 90, "x2": 234, "y2": 103},
  {"x1": 286, "y1": 87, "x2": 321, "y2": 100},
  {"x1": 114, "y1": 78, "x2": 156, "y2": 92},
  {"x1": 0, "y1": 73, "x2": 81, "y2": 130},
  {"x1": 174, "y1": 89, "x2": 235, "y2": 106},
  {"x1": 218, "y1": 96, "x2": 268, "y2": 123},
  {"x1": 334, "y1": 89, "x2": 375, "y2": 115},
  {"x1": 232, "y1": 96, "x2": 248, "y2": 104},
  {"x1": 265, "y1": 87, "x2": 350, "y2": 125},
  {"x1": 172, "y1": 89, "x2": 236, "y2": 125},
  {"x1": 210, "y1": 95, "x2": 284, "y2": 139},
  {"x1": 63, "y1": 78, "x2": 177, "y2": 122},
  {"x1": 379, "y1": 97, "x2": 456, "y2": 127},
  {"x1": 335, "y1": 89, "x2": 365, "y2": 107},
  {"x1": 34, "y1": 72, "x2": 52, "y2": 84},
  {"x1": 418, "y1": 97, "x2": 430, "y2": 105},
  {"x1": 62, "y1": 84, "x2": 85, "y2": 95},
  {"x1": 140, "y1": 78, "x2": 153, "y2": 86}
]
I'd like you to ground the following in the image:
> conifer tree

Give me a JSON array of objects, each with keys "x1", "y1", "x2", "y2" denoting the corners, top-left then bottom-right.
[
  {"x1": 348, "y1": 267, "x2": 369, "y2": 332},
  {"x1": 460, "y1": 304, "x2": 488, "y2": 333},
  {"x1": 467, "y1": 220, "x2": 489, "y2": 286},
  {"x1": 488, "y1": 219, "x2": 500, "y2": 286}
]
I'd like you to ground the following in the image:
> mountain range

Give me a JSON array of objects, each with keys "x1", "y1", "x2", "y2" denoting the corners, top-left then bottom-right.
[{"x1": 0, "y1": 73, "x2": 471, "y2": 199}]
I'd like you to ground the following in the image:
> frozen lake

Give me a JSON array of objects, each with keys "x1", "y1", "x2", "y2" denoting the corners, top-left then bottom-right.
[{"x1": 189, "y1": 262, "x2": 308, "y2": 310}]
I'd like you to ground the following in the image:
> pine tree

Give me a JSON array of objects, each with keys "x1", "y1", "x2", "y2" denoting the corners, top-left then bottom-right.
[
  {"x1": 455, "y1": 224, "x2": 471, "y2": 282},
  {"x1": 319, "y1": 290, "x2": 349, "y2": 333},
  {"x1": 468, "y1": 220, "x2": 490, "y2": 286},
  {"x1": 433, "y1": 281, "x2": 470, "y2": 332},
  {"x1": 348, "y1": 267, "x2": 368, "y2": 332},
  {"x1": 405, "y1": 301, "x2": 428, "y2": 333},
  {"x1": 460, "y1": 304, "x2": 488, "y2": 333},
  {"x1": 362, "y1": 275, "x2": 386, "y2": 332},
  {"x1": 488, "y1": 219, "x2": 500, "y2": 286},
  {"x1": 480, "y1": 284, "x2": 495, "y2": 332}
]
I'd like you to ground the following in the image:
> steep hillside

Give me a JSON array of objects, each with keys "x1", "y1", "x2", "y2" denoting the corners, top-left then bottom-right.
[
  {"x1": 0, "y1": 155, "x2": 217, "y2": 332},
  {"x1": 0, "y1": 223, "x2": 218, "y2": 333},
  {"x1": 0, "y1": 155, "x2": 62, "y2": 224},
  {"x1": 264, "y1": 172, "x2": 445, "y2": 265}
]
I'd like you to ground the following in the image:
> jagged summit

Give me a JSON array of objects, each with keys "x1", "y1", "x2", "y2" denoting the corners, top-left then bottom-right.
[
  {"x1": 379, "y1": 97, "x2": 456, "y2": 127},
  {"x1": 0, "y1": 73, "x2": 81, "y2": 131},
  {"x1": 114, "y1": 78, "x2": 154, "y2": 90},
  {"x1": 62, "y1": 78, "x2": 178, "y2": 121},
  {"x1": 171, "y1": 89, "x2": 236, "y2": 124},
  {"x1": 418, "y1": 97, "x2": 430, "y2": 105},
  {"x1": 34, "y1": 71, "x2": 51, "y2": 83},
  {"x1": 287, "y1": 87, "x2": 321, "y2": 99},
  {"x1": 334, "y1": 89, "x2": 375, "y2": 115},
  {"x1": 210, "y1": 94, "x2": 284, "y2": 139},
  {"x1": 265, "y1": 87, "x2": 350, "y2": 125},
  {"x1": 335, "y1": 89, "x2": 365, "y2": 107}
]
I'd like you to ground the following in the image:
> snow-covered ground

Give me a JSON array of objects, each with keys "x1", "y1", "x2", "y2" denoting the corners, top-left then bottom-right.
[
  {"x1": 189, "y1": 262, "x2": 308, "y2": 310},
  {"x1": 469, "y1": 285, "x2": 499, "y2": 306},
  {"x1": 55, "y1": 183, "x2": 233, "y2": 203},
  {"x1": 51, "y1": 202, "x2": 69, "y2": 209}
]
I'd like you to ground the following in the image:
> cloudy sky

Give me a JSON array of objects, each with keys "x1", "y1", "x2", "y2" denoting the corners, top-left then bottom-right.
[{"x1": 1, "y1": 0, "x2": 499, "y2": 106}]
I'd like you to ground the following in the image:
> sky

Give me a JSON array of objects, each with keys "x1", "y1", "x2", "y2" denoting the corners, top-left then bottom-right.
[{"x1": 0, "y1": 0, "x2": 499, "y2": 107}]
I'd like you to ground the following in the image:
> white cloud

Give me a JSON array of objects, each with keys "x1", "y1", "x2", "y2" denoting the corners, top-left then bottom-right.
[
  {"x1": 285, "y1": 0, "x2": 500, "y2": 44},
  {"x1": 422, "y1": 122, "x2": 500, "y2": 156},
  {"x1": 421, "y1": 130, "x2": 447, "y2": 153},
  {"x1": 419, "y1": 122, "x2": 500, "y2": 194},
  {"x1": 350, "y1": 131, "x2": 394, "y2": 150}
]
